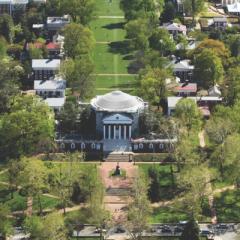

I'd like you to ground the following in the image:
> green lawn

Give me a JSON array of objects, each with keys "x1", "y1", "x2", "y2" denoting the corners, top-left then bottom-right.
[
  {"x1": 33, "y1": 195, "x2": 61, "y2": 211},
  {"x1": 215, "y1": 189, "x2": 240, "y2": 222},
  {"x1": 90, "y1": 19, "x2": 126, "y2": 42},
  {"x1": 96, "y1": 0, "x2": 124, "y2": 16},
  {"x1": 95, "y1": 75, "x2": 136, "y2": 89},
  {"x1": 92, "y1": 43, "x2": 131, "y2": 74}
]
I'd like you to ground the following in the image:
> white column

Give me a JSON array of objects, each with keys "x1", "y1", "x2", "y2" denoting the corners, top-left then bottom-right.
[
  {"x1": 108, "y1": 125, "x2": 111, "y2": 139},
  {"x1": 124, "y1": 125, "x2": 127, "y2": 140},
  {"x1": 103, "y1": 125, "x2": 106, "y2": 139},
  {"x1": 129, "y1": 125, "x2": 132, "y2": 139},
  {"x1": 113, "y1": 125, "x2": 116, "y2": 139},
  {"x1": 119, "y1": 125, "x2": 122, "y2": 139}
]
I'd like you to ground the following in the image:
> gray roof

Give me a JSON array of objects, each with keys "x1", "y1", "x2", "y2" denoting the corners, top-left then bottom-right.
[
  {"x1": 45, "y1": 97, "x2": 65, "y2": 108},
  {"x1": 34, "y1": 79, "x2": 66, "y2": 90},
  {"x1": 32, "y1": 59, "x2": 61, "y2": 70},
  {"x1": 0, "y1": 0, "x2": 28, "y2": 3},
  {"x1": 91, "y1": 91, "x2": 145, "y2": 112},
  {"x1": 173, "y1": 59, "x2": 194, "y2": 71}
]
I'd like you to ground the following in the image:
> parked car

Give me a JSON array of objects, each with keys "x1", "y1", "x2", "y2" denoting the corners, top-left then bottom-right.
[{"x1": 200, "y1": 230, "x2": 214, "y2": 236}]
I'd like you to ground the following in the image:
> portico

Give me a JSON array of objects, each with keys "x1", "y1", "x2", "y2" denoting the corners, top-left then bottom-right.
[{"x1": 102, "y1": 113, "x2": 132, "y2": 140}]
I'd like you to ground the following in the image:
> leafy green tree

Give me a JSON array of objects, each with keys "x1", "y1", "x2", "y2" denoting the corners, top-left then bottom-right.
[
  {"x1": 120, "y1": 0, "x2": 164, "y2": 22},
  {"x1": 161, "y1": 1, "x2": 176, "y2": 22},
  {"x1": 63, "y1": 23, "x2": 95, "y2": 59},
  {"x1": 148, "y1": 167, "x2": 162, "y2": 202},
  {"x1": 61, "y1": 57, "x2": 95, "y2": 99},
  {"x1": 0, "y1": 60, "x2": 20, "y2": 114},
  {"x1": 226, "y1": 67, "x2": 240, "y2": 105},
  {"x1": 0, "y1": 204, "x2": 13, "y2": 240},
  {"x1": 140, "y1": 67, "x2": 173, "y2": 109},
  {"x1": 180, "y1": 217, "x2": 200, "y2": 240},
  {"x1": 19, "y1": 157, "x2": 48, "y2": 214},
  {"x1": 24, "y1": 213, "x2": 67, "y2": 240},
  {"x1": 0, "y1": 14, "x2": 14, "y2": 43},
  {"x1": 183, "y1": 0, "x2": 204, "y2": 22},
  {"x1": 59, "y1": 0, "x2": 97, "y2": 24},
  {"x1": 126, "y1": 172, "x2": 152, "y2": 240},
  {"x1": 0, "y1": 37, "x2": 7, "y2": 57},
  {"x1": 178, "y1": 164, "x2": 212, "y2": 218},
  {"x1": 175, "y1": 98, "x2": 202, "y2": 131},
  {"x1": 0, "y1": 95, "x2": 55, "y2": 160},
  {"x1": 125, "y1": 18, "x2": 151, "y2": 50},
  {"x1": 149, "y1": 28, "x2": 175, "y2": 56},
  {"x1": 193, "y1": 49, "x2": 224, "y2": 89}
]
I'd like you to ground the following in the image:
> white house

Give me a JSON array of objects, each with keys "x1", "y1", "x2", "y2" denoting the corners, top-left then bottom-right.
[
  {"x1": 47, "y1": 15, "x2": 71, "y2": 31},
  {"x1": 0, "y1": 0, "x2": 28, "y2": 15},
  {"x1": 32, "y1": 59, "x2": 61, "y2": 80},
  {"x1": 227, "y1": 2, "x2": 240, "y2": 15},
  {"x1": 172, "y1": 59, "x2": 194, "y2": 81},
  {"x1": 161, "y1": 22, "x2": 187, "y2": 36},
  {"x1": 45, "y1": 97, "x2": 65, "y2": 112},
  {"x1": 34, "y1": 78, "x2": 66, "y2": 98}
]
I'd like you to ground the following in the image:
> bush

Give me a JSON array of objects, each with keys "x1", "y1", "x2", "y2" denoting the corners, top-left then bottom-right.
[{"x1": 134, "y1": 153, "x2": 172, "y2": 162}]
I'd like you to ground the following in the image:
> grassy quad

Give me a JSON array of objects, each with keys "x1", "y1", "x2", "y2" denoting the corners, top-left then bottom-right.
[{"x1": 91, "y1": 0, "x2": 136, "y2": 94}]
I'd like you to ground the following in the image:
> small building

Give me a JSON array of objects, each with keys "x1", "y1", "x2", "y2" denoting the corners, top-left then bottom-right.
[
  {"x1": 161, "y1": 22, "x2": 187, "y2": 36},
  {"x1": 172, "y1": 59, "x2": 194, "y2": 81},
  {"x1": 32, "y1": 59, "x2": 61, "y2": 80},
  {"x1": 212, "y1": 17, "x2": 228, "y2": 29},
  {"x1": 175, "y1": 83, "x2": 197, "y2": 96},
  {"x1": 227, "y1": 2, "x2": 240, "y2": 15},
  {"x1": 46, "y1": 15, "x2": 71, "y2": 31},
  {"x1": 222, "y1": 0, "x2": 240, "y2": 7},
  {"x1": 34, "y1": 78, "x2": 66, "y2": 98},
  {"x1": 45, "y1": 97, "x2": 65, "y2": 112},
  {"x1": 0, "y1": 0, "x2": 28, "y2": 15},
  {"x1": 46, "y1": 42, "x2": 61, "y2": 58}
]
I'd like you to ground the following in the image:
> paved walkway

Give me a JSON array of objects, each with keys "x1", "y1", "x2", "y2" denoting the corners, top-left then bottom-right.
[
  {"x1": 99, "y1": 162, "x2": 138, "y2": 223},
  {"x1": 98, "y1": 16, "x2": 124, "y2": 19}
]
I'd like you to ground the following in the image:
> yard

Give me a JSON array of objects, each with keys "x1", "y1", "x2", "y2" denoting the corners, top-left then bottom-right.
[{"x1": 91, "y1": 0, "x2": 136, "y2": 94}]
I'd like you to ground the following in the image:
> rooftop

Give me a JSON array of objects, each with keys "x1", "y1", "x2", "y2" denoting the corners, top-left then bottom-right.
[
  {"x1": 45, "y1": 97, "x2": 65, "y2": 108},
  {"x1": 32, "y1": 59, "x2": 61, "y2": 70},
  {"x1": 91, "y1": 91, "x2": 145, "y2": 112},
  {"x1": 175, "y1": 83, "x2": 197, "y2": 92},
  {"x1": 34, "y1": 79, "x2": 66, "y2": 90}
]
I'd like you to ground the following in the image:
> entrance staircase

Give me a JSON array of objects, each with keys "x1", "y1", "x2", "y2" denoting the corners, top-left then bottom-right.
[{"x1": 103, "y1": 152, "x2": 132, "y2": 162}]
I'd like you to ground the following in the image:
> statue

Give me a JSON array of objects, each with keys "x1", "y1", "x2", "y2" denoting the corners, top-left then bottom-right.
[{"x1": 114, "y1": 162, "x2": 121, "y2": 176}]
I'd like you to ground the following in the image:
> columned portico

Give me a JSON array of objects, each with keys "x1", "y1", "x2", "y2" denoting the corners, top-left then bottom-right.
[{"x1": 103, "y1": 124, "x2": 132, "y2": 140}]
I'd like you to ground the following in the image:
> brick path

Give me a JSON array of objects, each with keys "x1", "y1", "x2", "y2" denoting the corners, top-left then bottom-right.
[{"x1": 99, "y1": 162, "x2": 138, "y2": 223}]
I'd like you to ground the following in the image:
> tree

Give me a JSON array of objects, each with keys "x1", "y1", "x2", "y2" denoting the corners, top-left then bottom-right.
[
  {"x1": 120, "y1": 0, "x2": 164, "y2": 22},
  {"x1": 148, "y1": 166, "x2": 162, "y2": 202},
  {"x1": 125, "y1": 18, "x2": 151, "y2": 51},
  {"x1": 193, "y1": 39, "x2": 230, "y2": 61},
  {"x1": 161, "y1": 1, "x2": 176, "y2": 22},
  {"x1": 0, "y1": 60, "x2": 20, "y2": 114},
  {"x1": 0, "y1": 14, "x2": 14, "y2": 43},
  {"x1": 57, "y1": 100, "x2": 80, "y2": 134},
  {"x1": 63, "y1": 23, "x2": 95, "y2": 59},
  {"x1": 174, "y1": 98, "x2": 202, "y2": 131},
  {"x1": 61, "y1": 57, "x2": 95, "y2": 99},
  {"x1": 0, "y1": 95, "x2": 55, "y2": 160},
  {"x1": 0, "y1": 204, "x2": 12, "y2": 240},
  {"x1": 24, "y1": 213, "x2": 67, "y2": 240},
  {"x1": 226, "y1": 66, "x2": 240, "y2": 105},
  {"x1": 193, "y1": 49, "x2": 224, "y2": 89},
  {"x1": 140, "y1": 67, "x2": 173, "y2": 109},
  {"x1": 59, "y1": 0, "x2": 97, "y2": 24},
  {"x1": 126, "y1": 172, "x2": 152, "y2": 240},
  {"x1": 180, "y1": 217, "x2": 200, "y2": 240},
  {"x1": 178, "y1": 164, "x2": 212, "y2": 218},
  {"x1": 183, "y1": 0, "x2": 204, "y2": 22},
  {"x1": 149, "y1": 28, "x2": 176, "y2": 56},
  {"x1": 19, "y1": 157, "x2": 48, "y2": 214}
]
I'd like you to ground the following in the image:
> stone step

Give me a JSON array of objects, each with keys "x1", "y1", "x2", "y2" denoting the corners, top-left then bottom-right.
[
  {"x1": 106, "y1": 187, "x2": 132, "y2": 196},
  {"x1": 104, "y1": 153, "x2": 130, "y2": 162}
]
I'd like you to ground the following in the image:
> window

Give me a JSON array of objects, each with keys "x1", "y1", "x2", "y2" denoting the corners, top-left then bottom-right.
[
  {"x1": 96, "y1": 144, "x2": 101, "y2": 150},
  {"x1": 149, "y1": 143, "x2": 153, "y2": 149},
  {"x1": 139, "y1": 143, "x2": 143, "y2": 149},
  {"x1": 81, "y1": 143, "x2": 85, "y2": 149},
  {"x1": 71, "y1": 143, "x2": 75, "y2": 149},
  {"x1": 159, "y1": 143, "x2": 164, "y2": 149},
  {"x1": 91, "y1": 143, "x2": 96, "y2": 149},
  {"x1": 60, "y1": 143, "x2": 65, "y2": 149},
  {"x1": 134, "y1": 144, "x2": 138, "y2": 150}
]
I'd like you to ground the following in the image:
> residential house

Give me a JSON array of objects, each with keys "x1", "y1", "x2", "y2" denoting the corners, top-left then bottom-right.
[
  {"x1": 46, "y1": 15, "x2": 71, "y2": 31},
  {"x1": 172, "y1": 59, "x2": 194, "y2": 81},
  {"x1": 0, "y1": 0, "x2": 28, "y2": 15},
  {"x1": 161, "y1": 22, "x2": 187, "y2": 36},
  {"x1": 227, "y1": 2, "x2": 240, "y2": 15},
  {"x1": 175, "y1": 83, "x2": 197, "y2": 96},
  {"x1": 32, "y1": 59, "x2": 61, "y2": 80}
]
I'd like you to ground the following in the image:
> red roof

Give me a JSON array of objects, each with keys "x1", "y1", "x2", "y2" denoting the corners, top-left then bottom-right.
[
  {"x1": 175, "y1": 83, "x2": 197, "y2": 92},
  {"x1": 46, "y1": 42, "x2": 60, "y2": 50}
]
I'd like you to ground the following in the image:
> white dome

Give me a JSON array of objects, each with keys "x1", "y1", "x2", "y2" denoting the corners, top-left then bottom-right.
[{"x1": 91, "y1": 91, "x2": 145, "y2": 112}]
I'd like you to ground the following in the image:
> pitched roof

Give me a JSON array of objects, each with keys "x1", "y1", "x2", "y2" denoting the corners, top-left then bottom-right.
[
  {"x1": 32, "y1": 59, "x2": 61, "y2": 70},
  {"x1": 34, "y1": 79, "x2": 66, "y2": 90},
  {"x1": 175, "y1": 83, "x2": 197, "y2": 92}
]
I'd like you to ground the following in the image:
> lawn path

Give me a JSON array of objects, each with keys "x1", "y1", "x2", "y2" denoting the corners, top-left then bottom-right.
[{"x1": 98, "y1": 16, "x2": 124, "y2": 19}]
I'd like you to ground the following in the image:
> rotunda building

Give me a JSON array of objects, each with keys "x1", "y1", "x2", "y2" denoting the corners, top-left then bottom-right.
[{"x1": 91, "y1": 91, "x2": 146, "y2": 140}]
